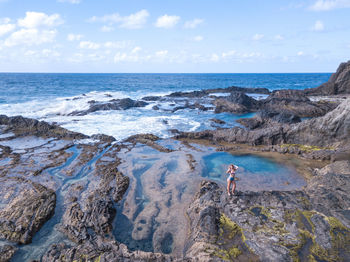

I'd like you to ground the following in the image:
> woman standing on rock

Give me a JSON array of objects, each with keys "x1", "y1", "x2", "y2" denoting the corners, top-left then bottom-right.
[{"x1": 226, "y1": 164, "x2": 238, "y2": 196}]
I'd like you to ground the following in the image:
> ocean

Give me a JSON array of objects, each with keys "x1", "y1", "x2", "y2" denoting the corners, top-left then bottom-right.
[{"x1": 0, "y1": 73, "x2": 331, "y2": 140}]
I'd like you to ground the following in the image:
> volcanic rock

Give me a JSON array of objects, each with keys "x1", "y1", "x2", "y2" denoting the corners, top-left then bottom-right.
[
  {"x1": 0, "y1": 178, "x2": 56, "y2": 244},
  {"x1": 305, "y1": 60, "x2": 350, "y2": 95},
  {"x1": 68, "y1": 98, "x2": 148, "y2": 116},
  {"x1": 214, "y1": 92, "x2": 261, "y2": 114}
]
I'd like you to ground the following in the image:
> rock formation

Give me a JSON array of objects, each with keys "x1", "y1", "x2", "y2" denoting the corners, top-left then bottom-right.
[
  {"x1": 184, "y1": 160, "x2": 350, "y2": 261},
  {"x1": 305, "y1": 60, "x2": 350, "y2": 95}
]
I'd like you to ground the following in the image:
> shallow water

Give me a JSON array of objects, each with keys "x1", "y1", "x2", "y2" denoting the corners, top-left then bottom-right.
[
  {"x1": 113, "y1": 141, "x2": 306, "y2": 255},
  {"x1": 203, "y1": 151, "x2": 306, "y2": 191}
]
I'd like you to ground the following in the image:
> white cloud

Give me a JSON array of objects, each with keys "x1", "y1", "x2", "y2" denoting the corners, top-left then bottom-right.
[
  {"x1": 274, "y1": 34, "x2": 284, "y2": 40},
  {"x1": 297, "y1": 51, "x2": 304, "y2": 56},
  {"x1": 79, "y1": 41, "x2": 100, "y2": 49},
  {"x1": 155, "y1": 15, "x2": 180, "y2": 28},
  {"x1": 155, "y1": 50, "x2": 168, "y2": 57},
  {"x1": 120, "y1": 9, "x2": 149, "y2": 29},
  {"x1": 312, "y1": 20, "x2": 324, "y2": 31},
  {"x1": 222, "y1": 50, "x2": 236, "y2": 58},
  {"x1": 0, "y1": 23, "x2": 16, "y2": 37},
  {"x1": 58, "y1": 0, "x2": 81, "y2": 4},
  {"x1": 114, "y1": 52, "x2": 140, "y2": 63},
  {"x1": 104, "y1": 41, "x2": 128, "y2": 49},
  {"x1": 211, "y1": 53, "x2": 220, "y2": 62},
  {"x1": 184, "y1": 18, "x2": 204, "y2": 29},
  {"x1": 18, "y1": 12, "x2": 63, "y2": 28},
  {"x1": 0, "y1": 18, "x2": 11, "y2": 24},
  {"x1": 252, "y1": 34, "x2": 264, "y2": 41},
  {"x1": 4, "y1": 28, "x2": 56, "y2": 46},
  {"x1": 89, "y1": 13, "x2": 121, "y2": 23},
  {"x1": 193, "y1": 35, "x2": 203, "y2": 42},
  {"x1": 309, "y1": 0, "x2": 350, "y2": 11},
  {"x1": 131, "y1": 46, "x2": 142, "y2": 54},
  {"x1": 67, "y1": 33, "x2": 83, "y2": 41},
  {"x1": 42, "y1": 49, "x2": 60, "y2": 57},
  {"x1": 89, "y1": 10, "x2": 149, "y2": 29},
  {"x1": 101, "y1": 25, "x2": 114, "y2": 32}
]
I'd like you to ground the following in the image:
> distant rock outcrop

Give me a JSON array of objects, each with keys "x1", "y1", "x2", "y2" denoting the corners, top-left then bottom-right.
[
  {"x1": 305, "y1": 60, "x2": 350, "y2": 95},
  {"x1": 177, "y1": 97, "x2": 350, "y2": 149},
  {"x1": 214, "y1": 92, "x2": 261, "y2": 114},
  {"x1": 68, "y1": 98, "x2": 148, "y2": 116}
]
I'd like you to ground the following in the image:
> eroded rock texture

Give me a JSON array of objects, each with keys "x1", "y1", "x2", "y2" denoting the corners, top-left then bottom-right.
[
  {"x1": 185, "y1": 160, "x2": 350, "y2": 262},
  {"x1": 305, "y1": 60, "x2": 350, "y2": 95}
]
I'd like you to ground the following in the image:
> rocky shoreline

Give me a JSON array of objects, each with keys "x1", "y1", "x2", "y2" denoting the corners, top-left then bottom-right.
[{"x1": 0, "y1": 61, "x2": 350, "y2": 261}]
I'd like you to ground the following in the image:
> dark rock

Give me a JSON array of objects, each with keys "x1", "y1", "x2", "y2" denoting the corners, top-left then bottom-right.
[
  {"x1": 125, "y1": 133, "x2": 173, "y2": 153},
  {"x1": 171, "y1": 101, "x2": 210, "y2": 113},
  {"x1": 0, "y1": 115, "x2": 87, "y2": 139},
  {"x1": 178, "y1": 97, "x2": 350, "y2": 149},
  {"x1": 167, "y1": 90, "x2": 208, "y2": 98},
  {"x1": 214, "y1": 92, "x2": 260, "y2": 114},
  {"x1": 42, "y1": 237, "x2": 174, "y2": 262},
  {"x1": 185, "y1": 165, "x2": 350, "y2": 262},
  {"x1": 305, "y1": 60, "x2": 350, "y2": 95},
  {"x1": 69, "y1": 98, "x2": 148, "y2": 116},
  {"x1": 167, "y1": 86, "x2": 270, "y2": 98},
  {"x1": 0, "y1": 244, "x2": 17, "y2": 262},
  {"x1": 210, "y1": 118, "x2": 226, "y2": 125},
  {"x1": 152, "y1": 105, "x2": 160, "y2": 110},
  {"x1": 0, "y1": 178, "x2": 56, "y2": 244},
  {"x1": 262, "y1": 90, "x2": 337, "y2": 117},
  {"x1": 237, "y1": 110, "x2": 301, "y2": 130},
  {"x1": 142, "y1": 96, "x2": 162, "y2": 101},
  {"x1": 90, "y1": 134, "x2": 116, "y2": 143}
]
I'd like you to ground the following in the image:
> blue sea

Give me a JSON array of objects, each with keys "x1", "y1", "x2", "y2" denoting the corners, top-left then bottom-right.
[{"x1": 0, "y1": 73, "x2": 331, "y2": 140}]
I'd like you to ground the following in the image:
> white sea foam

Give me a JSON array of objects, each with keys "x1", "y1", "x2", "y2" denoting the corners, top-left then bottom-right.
[
  {"x1": 246, "y1": 93, "x2": 269, "y2": 100},
  {"x1": 0, "y1": 89, "x2": 242, "y2": 141}
]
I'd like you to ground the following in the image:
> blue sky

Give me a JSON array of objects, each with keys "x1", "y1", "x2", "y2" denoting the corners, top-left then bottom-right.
[{"x1": 0, "y1": 0, "x2": 349, "y2": 73}]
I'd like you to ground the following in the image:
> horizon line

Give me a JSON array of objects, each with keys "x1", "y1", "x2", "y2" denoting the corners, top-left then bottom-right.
[{"x1": 0, "y1": 71, "x2": 333, "y2": 74}]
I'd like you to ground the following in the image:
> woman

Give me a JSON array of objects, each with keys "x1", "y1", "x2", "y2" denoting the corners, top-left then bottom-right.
[{"x1": 226, "y1": 164, "x2": 238, "y2": 196}]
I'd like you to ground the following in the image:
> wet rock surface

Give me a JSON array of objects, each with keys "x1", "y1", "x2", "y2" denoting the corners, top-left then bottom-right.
[
  {"x1": 214, "y1": 92, "x2": 261, "y2": 114},
  {"x1": 177, "y1": 97, "x2": 350, "y2": 159},
  {"x1": 1, "y1": 62, "x2": 350, "y2": 261},
  {"x1": 0, "y1": 178, "x2": 56, "y2": 244},
  {"x1": 0, "y1": 244, "x2": 17, "y2": 262},
  {"x1": 185, "y1": 163, "x2": 350, "y2": 261},
  {"x1": 68, "y1": 98, "x2": 148, "y2": 116}
]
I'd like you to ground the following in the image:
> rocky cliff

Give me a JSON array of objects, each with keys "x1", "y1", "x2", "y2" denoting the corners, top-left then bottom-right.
[{"x1": 305, "y1": 60, "x2": 350, "y2": 95}]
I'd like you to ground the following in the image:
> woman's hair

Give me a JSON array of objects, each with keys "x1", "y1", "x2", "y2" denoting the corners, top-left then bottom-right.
[{"x1": 230, "y1": 164, "x2": 238, "y2": 170}]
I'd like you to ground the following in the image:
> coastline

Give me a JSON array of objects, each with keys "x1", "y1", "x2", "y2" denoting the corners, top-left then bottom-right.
[{"x1": 1, "y1": 61, "x2": 350, "y2": 261}]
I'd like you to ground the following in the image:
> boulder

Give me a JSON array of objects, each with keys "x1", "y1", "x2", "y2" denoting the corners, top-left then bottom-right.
[
  {"x1": 68, "y1": 98, "x2": 148, "y2": 116},
  {"x1": 262, "y1": 90, "x2": 337, "y2": 117},
  {"x1": 214, "y1": 92, "x2": 260, "y2": 114}
]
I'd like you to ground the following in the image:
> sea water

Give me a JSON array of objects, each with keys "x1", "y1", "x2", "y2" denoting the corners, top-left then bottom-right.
[{"x1": 0, "y1": 73, "x2": 331, "y2": 140}]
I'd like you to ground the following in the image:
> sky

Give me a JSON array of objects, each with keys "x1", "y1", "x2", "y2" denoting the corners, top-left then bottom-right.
[{"x1": 0, "y1": 0, "x2": 349, "y2": 73}]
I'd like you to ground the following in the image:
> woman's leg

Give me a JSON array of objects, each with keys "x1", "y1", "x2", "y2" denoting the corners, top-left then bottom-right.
[
  {"x1": 231, "y1": 181, "x2": 236, "y2": 194},
  {"x1": 227, "y1": 179, "x2": 232, "y2": 195}
]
